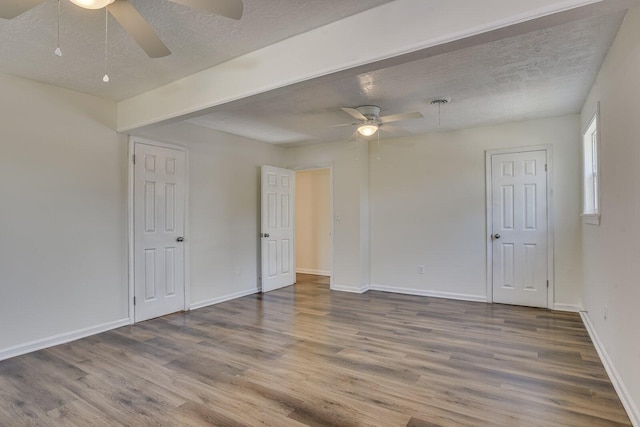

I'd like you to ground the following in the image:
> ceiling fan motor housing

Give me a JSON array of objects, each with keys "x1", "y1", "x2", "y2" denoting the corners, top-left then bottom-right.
[{"x1": 356, "y1": 105, "x2": 381, "y2": 121}]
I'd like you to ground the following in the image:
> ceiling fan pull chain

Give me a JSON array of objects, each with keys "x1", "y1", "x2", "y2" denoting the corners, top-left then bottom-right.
[
  {"x1": 377, "y1": 130, "x2": 381, "y2": 161},
  {"x1": 103, "y1": 8, "x2": 110, "y2": 83},
  {"x1": 54, "y1": 0, "x2": 62, "y2": 57},
  {"x1": 430, "y1": 98, "x2": 450, "y2": 127}
]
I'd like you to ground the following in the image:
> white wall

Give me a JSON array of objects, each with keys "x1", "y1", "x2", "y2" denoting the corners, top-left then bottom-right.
[
  {"x1": 287, "y1": 140, "x2": 370, "y2": 292},
  {"x1": 0, "y1": 73, "x2": 128, "y2": 357},
  {"x1": 580, "y1": 8, "x2": 640, "y2": 424},
  {"x1": 369, "y1": 115, "x2": 583, "y2": 306},
  {"x1": 0, "y1": 73, "x2": 287, "y2": 357},
  {"x1": 296, "y1": 169, "x2": 331, "y2": 276},
  {"x1": 135, "y1": 123, "x2": 285, "y2": 306}
]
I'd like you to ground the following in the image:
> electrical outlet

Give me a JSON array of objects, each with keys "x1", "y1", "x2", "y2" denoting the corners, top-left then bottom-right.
[
  {"x1": 418, "y1": 265, "x2": 425, "y2": 274},
  {"x1": 603, "y1": 305, "x2": 608, "y2": 320}
]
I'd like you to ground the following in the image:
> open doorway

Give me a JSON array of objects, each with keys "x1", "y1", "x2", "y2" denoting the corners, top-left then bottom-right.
[{"x1": 295, "y1": 167, "x2": 332, "y2": 288}]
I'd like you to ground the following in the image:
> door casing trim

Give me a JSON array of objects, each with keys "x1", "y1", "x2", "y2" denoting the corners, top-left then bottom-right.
[
  {"x1": 485, "y1": 145, "x2": 554, "y2": 308},
  {"x1": 128, "y1": 136, "x2": 190, "y2": 324}
]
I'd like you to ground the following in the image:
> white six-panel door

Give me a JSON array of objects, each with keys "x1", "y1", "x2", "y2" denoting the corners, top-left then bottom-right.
[
  {"x1": 491, "y1": 150, "x2": 548, "y2": 308},
  {"x1": 134, "y1": 143, "x2": 186, "y2": 322},
  {"x1": 261, "y1": 166, "x2": 295, "y2": 293}
]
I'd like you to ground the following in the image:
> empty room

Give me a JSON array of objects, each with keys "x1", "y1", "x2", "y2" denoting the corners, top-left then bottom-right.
[{"x1": 1, "y1": 0, "x2": 639, "y2": 425}]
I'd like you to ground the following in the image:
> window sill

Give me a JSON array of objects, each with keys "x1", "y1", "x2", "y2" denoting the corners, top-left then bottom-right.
[{"x1": 581, "y1": 213, "x2": 600, "y2": 225}]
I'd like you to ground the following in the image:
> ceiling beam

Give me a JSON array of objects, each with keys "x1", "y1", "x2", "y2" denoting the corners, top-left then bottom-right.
[{"x1": 117, "y1": 0, "x2": 604, "y2": 133}]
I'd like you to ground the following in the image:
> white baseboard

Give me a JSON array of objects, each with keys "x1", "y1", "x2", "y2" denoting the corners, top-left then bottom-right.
[
  {"x1": 190, "y1": 288, "x2": 259, "y2": 310},
  {"x1": 330, "y1": 284, "x2": 370, "y2": 294},
  {"x1": 369, "y1": 284, "x2": 487, "y2": 303},
  {"x1": 296, "y1": 268, "x2": 331, "y2": 276},
  {"x1": 580, "y1": 312, "x2": 639, "y2": 426},
  {"x1": 552, "y1": 303, "x2": 584, "y2": 312},
  {"x1": 0, "y1": 318, "x2": 130, "y2": 362},
  {"x1": 0, "y1": 286, "x2": 262, "y2": 362}
]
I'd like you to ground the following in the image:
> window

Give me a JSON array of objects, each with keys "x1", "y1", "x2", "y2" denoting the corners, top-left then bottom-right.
[{"x1": 582, "y1": 110, "x2": 600, "y2": 225}]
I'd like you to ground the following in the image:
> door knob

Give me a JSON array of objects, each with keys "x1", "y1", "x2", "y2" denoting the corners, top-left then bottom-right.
[
  {"x1": 176, "y1": 236, "x2": 184, "y2": 242},
  {"x1": 261, "y1": 233, "x2": 270, "y2": 238},
  {"x1": 493, "y1": 234, "x2": 501, "y2": 239}
]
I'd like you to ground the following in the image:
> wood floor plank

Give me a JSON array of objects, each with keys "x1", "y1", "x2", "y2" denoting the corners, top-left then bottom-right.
[{"x1": 0, "y1": 275, "x2": 632, "y2": 426}]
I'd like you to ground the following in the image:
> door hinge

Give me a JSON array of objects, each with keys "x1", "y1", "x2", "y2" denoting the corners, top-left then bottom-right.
[
  {"x1": 132, "y1": 154, "x2": 136, "y2": 164},
  {"x1": 545, "y1": 164, "x2": 547, "y2": 172},
  {"x1": 133, "y1": 296, "x2": 136, "y2": 306},
  {"x1": 547, "y1": 280, "x2": 549, "y2": 288}
]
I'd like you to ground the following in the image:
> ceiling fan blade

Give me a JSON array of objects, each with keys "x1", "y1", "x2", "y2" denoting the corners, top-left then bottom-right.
[
  {"x1": 0, "y1": 0, "x2": 47, "y2": 19},
  {"x1": 168, "y1": 0, "x2": 243, "y2": 20},
  {"x1": 332, "y1": 122, "x2": 357, "y2": 128},
  {"x1": 379, "y1": 111, "x2": 424, "y2": 124},
  {"x1": 108, "y1": 0, "x2": 171, "y2": 58},
  {"x1": 341, "y1": 108, "x2": 368, "y2": 122}
]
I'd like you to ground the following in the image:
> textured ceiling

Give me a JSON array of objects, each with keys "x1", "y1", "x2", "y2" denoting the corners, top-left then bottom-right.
[
  {"x1": 0, "y1": 0, "x2": 393, "y2": 100},
  {"x1": 184, "y1": 12, "x2": 625, "y2": 145},
  {"x1": 0, "y1": 1, "x2": 629, "y2": 143}
]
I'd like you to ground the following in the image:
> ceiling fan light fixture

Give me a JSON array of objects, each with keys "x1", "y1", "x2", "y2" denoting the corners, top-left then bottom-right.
[
  {"x1": 357, "y1": 123, "x2": 378, "y2": 137},
  {"x1": 68, "y1": 0, "x2": 114, "y2": 10}
]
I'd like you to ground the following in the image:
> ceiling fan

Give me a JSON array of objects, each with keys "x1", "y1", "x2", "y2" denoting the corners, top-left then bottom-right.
[
  {"x1": 337, "y1": 105, "x2": 423, "y2": 137},
  {"x1": 0, "y1": 0, "x2": 244, "y2": 58}
]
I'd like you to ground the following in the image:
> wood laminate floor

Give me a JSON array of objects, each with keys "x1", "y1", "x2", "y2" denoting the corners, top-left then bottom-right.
[{"x1": 0, "y1": 274, "x2": 631, "y2": 426}]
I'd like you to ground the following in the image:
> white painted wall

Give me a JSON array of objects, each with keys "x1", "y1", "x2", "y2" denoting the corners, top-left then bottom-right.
[
  {"x1": 287, "y1": 141, "x2": 369, "y2": 292},
  {"x1": 0, "y1": 74, "x2": 286, "y2": 357},
  {"x1": 0, "y1": 73, "x2": 128, "y2": 356},
  {"x1": 295, "y1": 169, "x2": 331, "y2": 276},
  {"x1": 134, "y1": 123, "x2": 285, "y2": 307},
  {"x1": 580, "y1": 8, "x2": 640, "y2": 424},
  {"x1": 369, "y1": 115, "x2": 583, "y2": 306}
]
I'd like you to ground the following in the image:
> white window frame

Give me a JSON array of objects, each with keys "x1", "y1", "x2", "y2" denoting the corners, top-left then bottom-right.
[{"x1": 582, "y1": 105, "x2": 600, "y2": 225}]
